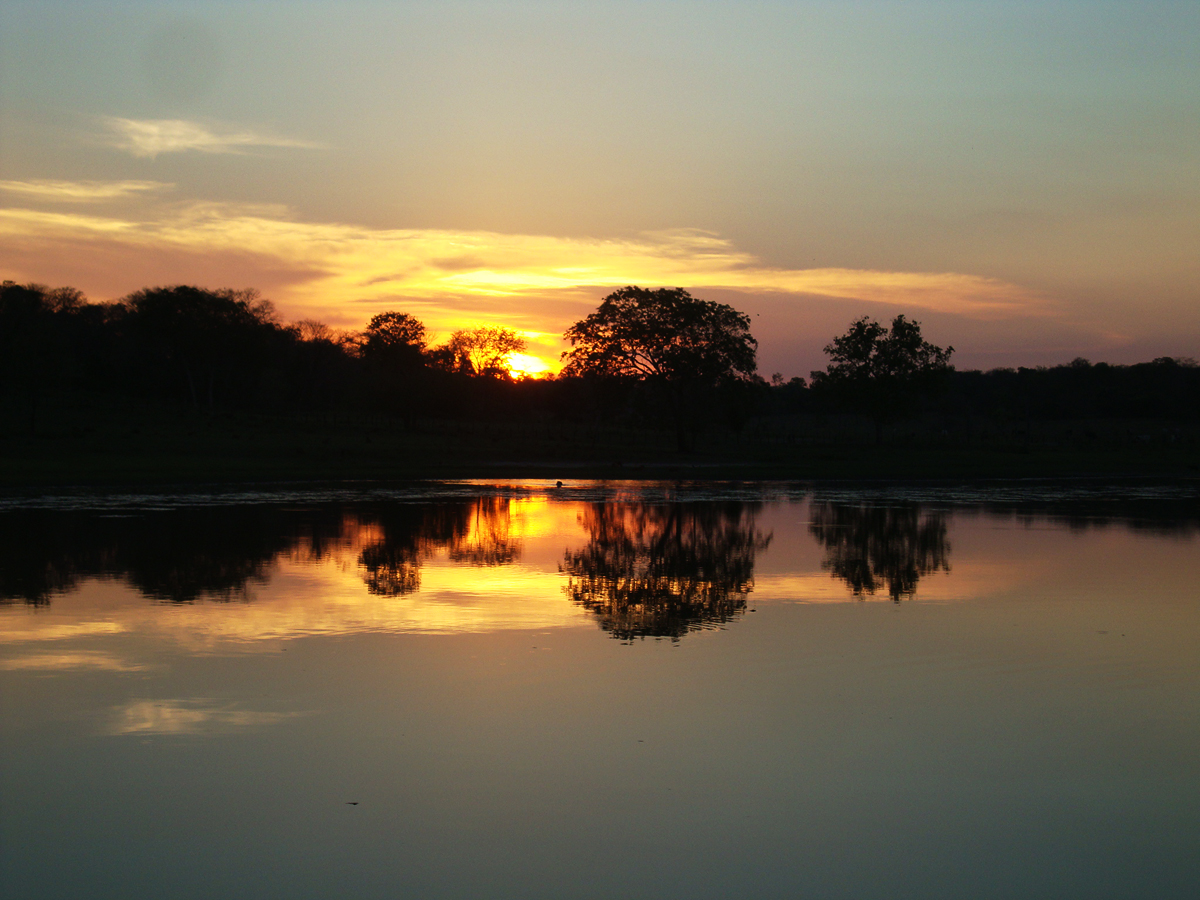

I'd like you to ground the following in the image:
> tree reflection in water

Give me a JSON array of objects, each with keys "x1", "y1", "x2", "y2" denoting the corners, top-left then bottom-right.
[
  {"x1": 0, "y1": 506, "x2": 348, "y2": 605},
  {"x1": 809, "y1": 502, "x2": 950, "y2": 601},
  {"x1": 0, "y1": 498, "x2": 522, "y2": 605},
  {"x1": 561, "y1": 502, "x2": 772, "y2": 641},
  {"x1": 357, "y1": 498, "x2": 520, "y2": 596}
]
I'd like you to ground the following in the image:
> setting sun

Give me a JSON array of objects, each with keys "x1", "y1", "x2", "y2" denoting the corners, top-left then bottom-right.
[{"x1": 505, "y1": 352, "x2": 553, "y2": 379}]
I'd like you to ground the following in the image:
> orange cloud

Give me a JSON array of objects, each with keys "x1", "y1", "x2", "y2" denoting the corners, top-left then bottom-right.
[{"x1": 0, "y1": 192, "x2": 1051, "y2": 372}]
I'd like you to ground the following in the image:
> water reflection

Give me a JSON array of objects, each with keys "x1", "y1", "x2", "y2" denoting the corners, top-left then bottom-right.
[
  {"x1": 809, "y1": 502, "x2": 950, "y2": 601},
  {"x1": 0, "y1": 500, "x2": 521, "y2": 606},
  {"x1": 357, "y1": 498, "x2": 521, "y2": 596},
  {"x1": 561, "y1": 502, "x2": 772, "y2": 641},
  {"x1": 0, "y1": 506, "x2": 341, "y2": 605},
  {"x1": 4, "y1": 490, "x2": 1193, "y2": 625}
]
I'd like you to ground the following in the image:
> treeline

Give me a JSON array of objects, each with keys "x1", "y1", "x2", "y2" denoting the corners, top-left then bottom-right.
[
  {"x1": 771, "y1": 354, "x2": 1200, "y2": 424},
  {"x1": 2, "y1": 280, "x2": 1197, "y2": 441},
  {"x1": 0, "y1": 281, "x2": 574, "y2": 428}
]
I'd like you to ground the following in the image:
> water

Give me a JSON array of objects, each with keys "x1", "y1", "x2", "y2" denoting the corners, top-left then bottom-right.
[{"x1": 2, "y1": 481, "x2": 1197, "y2": 899}]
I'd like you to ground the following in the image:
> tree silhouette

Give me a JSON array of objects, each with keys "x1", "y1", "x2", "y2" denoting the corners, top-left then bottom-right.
[
  {"x1": 364, "y1": 311, "x2": 427, "y2": 354},
  {"x1": 561, "y1": 502, "x2": 771, "y2": 640},
  {"x1": 0, "y1": 281, "x2": 88, "y2": 432},
  {"x1": 433, "y1": 326, "x2": 526, "y2": 377},
  {"x1": 121, "y1": 285, "x2": 280, "y2": 410},
  {"x1": 361, "y1": 311, "x2": 430, "y2": 417},
  {"x1": 562, "y1": 286, "x2": 758, "y2": 449},
  {"x1": 810, "y1": 315, "x2": 953, "y2": 442},
  {"x1": 808, "y1": 502, "x2": 950, "y2": 601}
]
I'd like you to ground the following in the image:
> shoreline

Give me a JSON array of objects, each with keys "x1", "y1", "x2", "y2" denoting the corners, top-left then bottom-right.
[{"x1": 3, "y1": 409, "x2": 1196, "y2": 491}]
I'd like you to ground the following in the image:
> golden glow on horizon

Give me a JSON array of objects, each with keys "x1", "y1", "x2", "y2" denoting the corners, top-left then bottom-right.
[
  {"x1": 506, "y1": 352, "x2": 553, "y2": 378},
  {"x1": 0, "y1": 191, "x2": 1051, "y2": 349}
]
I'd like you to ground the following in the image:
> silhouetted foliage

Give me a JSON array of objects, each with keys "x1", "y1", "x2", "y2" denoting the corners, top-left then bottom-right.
[
  {"x1": 561, "y1": 502, "x2": 771, "y2": 640},
  {"x1": 4, "y1": 277, "x2": 1197, "y2": 459},
  {"x1": 0, "y1": 281, "x2": 91, "y2": 431},
  {"x1": 364, "y1": 311, "x2": 427, "y2": 354},
  {"x1": 120, "y1": 285, "x2": 282, "y2": 410},
  {"x1": 810, "y1": 315, "x2": 953, "y2": 441},
  {"x1": 941, "y1": 356, "x2": 1200, "y2": 422},
  {"x1": 808, "y1": 502, "x2": 950, "y2": 601},
  {"x1": 432, "y1": 326, "x2": 526, "y2": 377},
  {"x1": 562, "y1": 286, "x2": 759, "y2": 449},
  {"x1": 361, "y1": 311, "x2": 431, "y2": 418}
]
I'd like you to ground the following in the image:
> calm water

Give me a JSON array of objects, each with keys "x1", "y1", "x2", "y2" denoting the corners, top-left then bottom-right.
[{"x1": 2, "y1": 481, "x2": 1197, "y2": 899}]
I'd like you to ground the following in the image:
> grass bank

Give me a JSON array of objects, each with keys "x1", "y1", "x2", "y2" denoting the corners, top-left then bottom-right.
[{"x1": 2, "y1": 397, "x2": 1197, "y2": 489}]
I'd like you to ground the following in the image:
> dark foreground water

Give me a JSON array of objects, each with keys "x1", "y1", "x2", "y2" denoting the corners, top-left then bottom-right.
[{"x1": 2, "y1": 481, "x2": 1197, "y2": 899}]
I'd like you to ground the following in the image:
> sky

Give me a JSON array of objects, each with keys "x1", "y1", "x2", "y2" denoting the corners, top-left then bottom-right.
[{"x1": 1, "y1": 0, "x2": 1197, "y2": 378}]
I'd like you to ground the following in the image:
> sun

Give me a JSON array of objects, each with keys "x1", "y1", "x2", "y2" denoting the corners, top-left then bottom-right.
[{"x1": 505, "y1": 352, "x2": 552, "y2": 379}]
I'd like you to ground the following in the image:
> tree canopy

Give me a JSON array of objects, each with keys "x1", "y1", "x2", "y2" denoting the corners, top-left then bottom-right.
[
  {"x1": 814, "y1": 315, "x2": 953, "y2": 386},
  {"x1": 561, "y1": 287, "x2": 758, "y2": 385},
  {"x1": 433, "y1": 326, "x2": 526, "y2": 377},
  {"x1": 120, "y1": 285, "x2": 279, "y2": 410},
  {"x1": 810, "y1": 315, "x2": 953, "y2": 437},
  {"x1": 364, "y1": 311, "x2": 426, "y2": 354}
]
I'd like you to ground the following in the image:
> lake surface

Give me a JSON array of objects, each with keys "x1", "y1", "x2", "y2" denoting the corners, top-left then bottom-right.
[{"x1": 2, "y1": 480, "x2": 1197, "y2": 899}]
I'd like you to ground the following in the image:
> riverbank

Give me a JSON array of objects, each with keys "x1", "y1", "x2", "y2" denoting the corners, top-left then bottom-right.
[{"x1": 2, "y1": 403, "x2": 1197, "y2": 488}]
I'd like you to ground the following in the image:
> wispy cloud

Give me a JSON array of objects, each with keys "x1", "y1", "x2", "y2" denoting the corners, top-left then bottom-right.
[
  {"x1": 1, "y1": 204, "x2": 1046, "y2": 311},
  {"x1": 103, "y1": 117, "x2": 323, "y2": 159},
  {"x1": 0, "y1": 202, "x2": 1051, "y2": 352},
  {"x1": 0, "y1": 179, "x2": 171, "y2": 202}
]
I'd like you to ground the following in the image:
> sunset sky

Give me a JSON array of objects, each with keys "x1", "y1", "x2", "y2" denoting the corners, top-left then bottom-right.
[{"x1": 2, "y1": 1, "x2": 1196, "y2": 378}]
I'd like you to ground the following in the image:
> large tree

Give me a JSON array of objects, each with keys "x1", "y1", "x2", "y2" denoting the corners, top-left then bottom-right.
[
  {"x1": 561, "y1": 286, "x2": 758, "y2": 449},
  {"x1": 361, "y1": 311, "x2": 430, "y2": 417},
  {"x1": 810, "y1": 315, "x2": 953, "y2": 441},
  {"x1": 433, "y1": 326, "x2": 526, "y2": 377},
  {"x1": 121, "y1": 285, "x2": 280, "y2": 410},
  {"x1": 364, "y1": 311, "x2": 426, "y2": 355}
]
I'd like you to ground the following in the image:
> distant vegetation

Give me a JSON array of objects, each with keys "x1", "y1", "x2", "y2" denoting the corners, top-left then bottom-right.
[{"x1": 2, "y1": 279, "x2": 1197, "y2": 480}]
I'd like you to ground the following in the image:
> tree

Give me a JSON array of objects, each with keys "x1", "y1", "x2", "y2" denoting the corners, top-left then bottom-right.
[
  {"x1": 359, "y1": 312, "x2": 430, "y2": 418},
  {"x1": 561, "y1": 286, "x2": 758, "y2": 449},
  {"x1": 364, "y1": 311, "x2": 426, "y2": 355},
  {"x1": 436, "y1": 325, "x2": 526, "y2": 377},
  {"x1": 121, "y1": 285, "x2": 280, "y2": 410},
  {"x1": 0, "y1": 281, "x2": 90, "y2": 432},
  {"x1": 810, "y1": 315, "x2": 953, "y2": 442}
]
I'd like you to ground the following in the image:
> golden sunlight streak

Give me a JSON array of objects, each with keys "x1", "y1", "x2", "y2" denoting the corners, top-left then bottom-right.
[{"x1": 0, "y1": 200, "x2": 1051, "y2": 339}]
